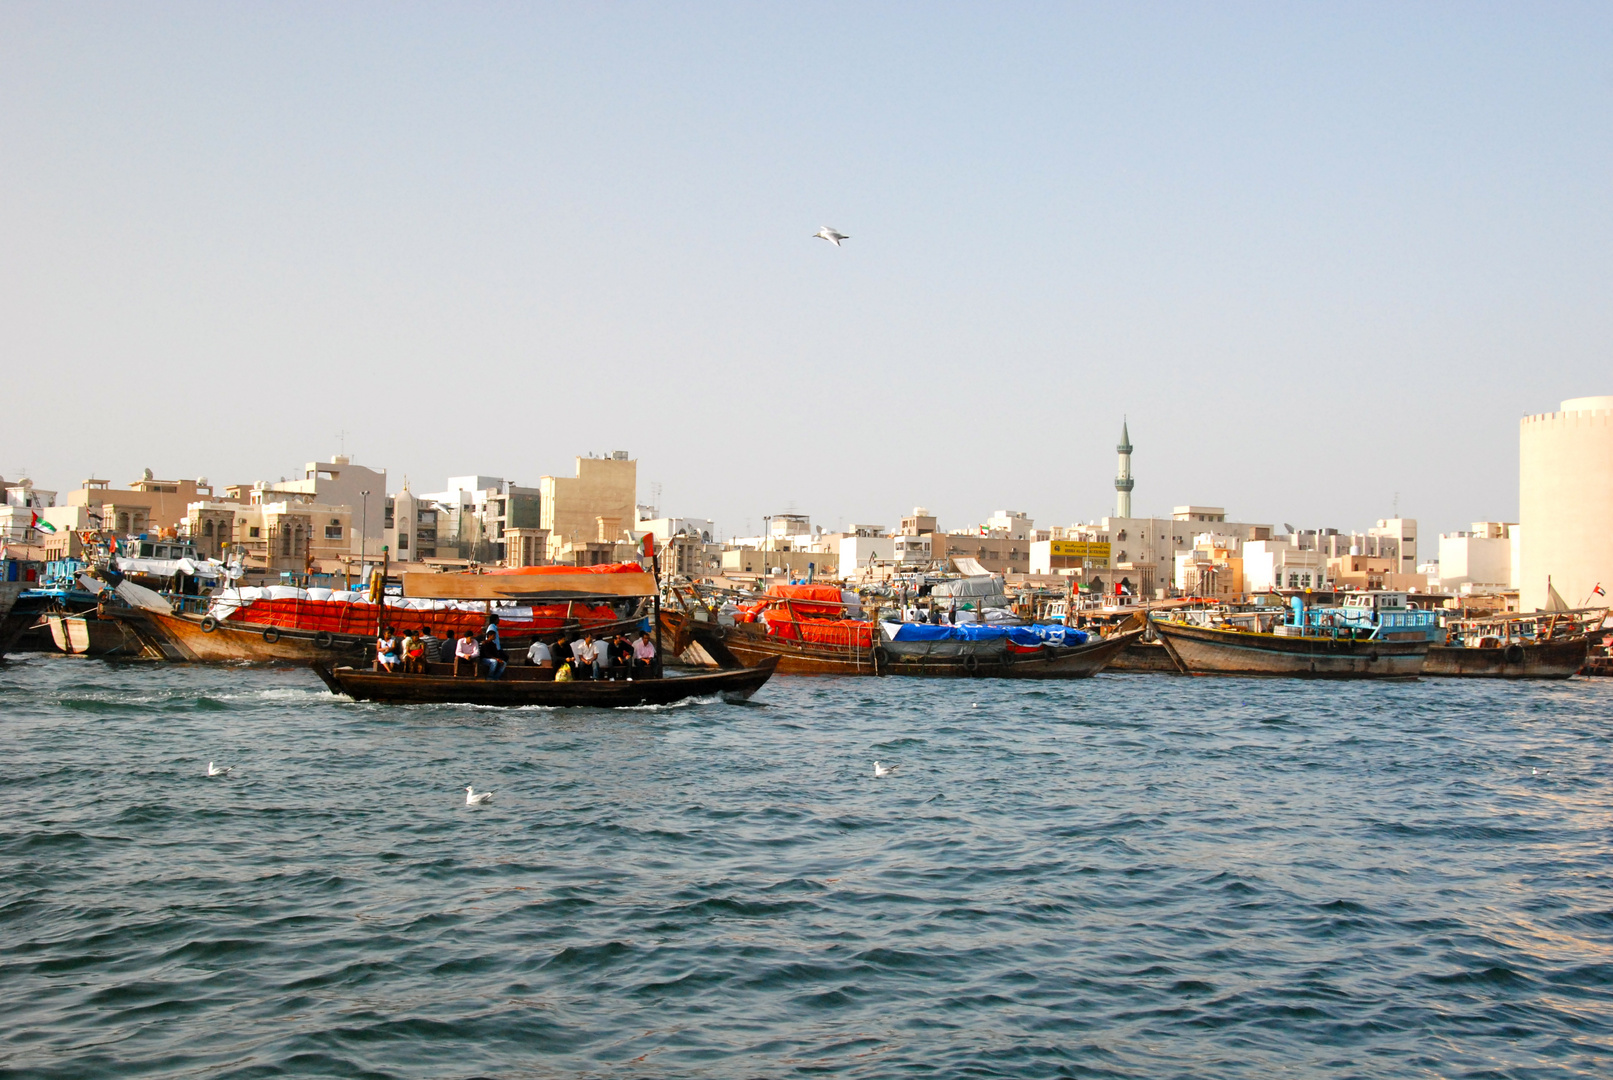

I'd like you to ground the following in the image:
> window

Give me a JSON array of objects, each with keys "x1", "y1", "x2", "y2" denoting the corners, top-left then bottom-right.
[
  {"x1": 325, "y1": 525, "x2": 343, "y2": 539},
  {"x1": 249, "y1": 527, "x2": 261, "y2": 538},
  {"x1": 398, "y1": 533, "x2": 409, "y2": 550},
  {"x1": 203, "y1": 520, "x2": 214, "y2": 537}
]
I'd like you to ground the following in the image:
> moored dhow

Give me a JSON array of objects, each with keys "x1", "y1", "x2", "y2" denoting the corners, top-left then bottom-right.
[
  {"x1": 1152, "y1": 592, "x2": 1438, "y2": 679},
  {"x1": 1423, "y1": 610, "x2": 1600, "y2": 679}
]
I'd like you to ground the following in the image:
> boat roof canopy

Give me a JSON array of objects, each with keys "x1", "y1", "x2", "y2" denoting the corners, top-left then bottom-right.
[{"x1": 402, "y1": 568, "x2": 656, "y2": 601}]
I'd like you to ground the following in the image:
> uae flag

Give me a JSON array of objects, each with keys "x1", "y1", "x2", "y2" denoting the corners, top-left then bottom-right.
[{"x1": 30, "y1": 512, "x2": 56, "y2": 534}]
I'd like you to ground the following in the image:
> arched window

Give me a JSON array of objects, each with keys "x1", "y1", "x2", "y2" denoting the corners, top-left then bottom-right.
[{"x1": 203, "y1": 520, "x2": 214, "y2": 537}]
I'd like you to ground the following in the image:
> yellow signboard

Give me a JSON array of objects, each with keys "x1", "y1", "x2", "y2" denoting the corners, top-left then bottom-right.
[{"x1": 1049, "y1": 540, "x2": 1111, "y2": 560}]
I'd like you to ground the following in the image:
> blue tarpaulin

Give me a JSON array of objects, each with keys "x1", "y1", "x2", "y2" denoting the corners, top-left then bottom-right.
[{"x1": 885, "y1": 623, "x2": 1088, "y2": 646}]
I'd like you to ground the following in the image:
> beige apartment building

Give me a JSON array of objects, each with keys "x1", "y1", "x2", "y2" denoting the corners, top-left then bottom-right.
[{"x1": 540, "y1": 453, "x2": 637, "y2": 563}]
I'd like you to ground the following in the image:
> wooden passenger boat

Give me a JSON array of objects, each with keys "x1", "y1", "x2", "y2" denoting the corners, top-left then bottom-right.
[
  {"x1": 311, "y1": 655, "x2": 778, "y2": 707},
  {"x1": 879, "y1": 626, "x2": 1143, "y2": 679},
  {"x1": 1153, "y1": 592, "x2": 1437, "y2": 680}
]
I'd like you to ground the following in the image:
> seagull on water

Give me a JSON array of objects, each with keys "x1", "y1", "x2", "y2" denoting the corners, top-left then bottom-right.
[
  {"x1": 465, "y1": 785, "x2": 493, "y2": 805},
  {"x1": 873, "y1": 761, "x2": 897, "y2": 778},
  {"x1": 813, "y1": 227, "x2": 850, "y2": 246},
  {"x1": 206, "y1": 762, "x2": 234, "y2": 777}
]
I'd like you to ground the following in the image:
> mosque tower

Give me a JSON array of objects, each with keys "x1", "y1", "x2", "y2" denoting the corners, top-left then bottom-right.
[{"x1": 1114, "y1": 418, "x2": 1134, "y2": 518}]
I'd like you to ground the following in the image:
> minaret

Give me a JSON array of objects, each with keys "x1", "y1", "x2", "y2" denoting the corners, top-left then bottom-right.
[{"x1": 1114, "y1": 418, "x2": 1134, "y2": 518}]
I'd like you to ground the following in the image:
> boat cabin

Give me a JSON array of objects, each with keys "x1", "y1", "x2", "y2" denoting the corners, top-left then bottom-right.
[{"x1": 1338, "y1": 591, "x2": 1409, "y2": 612}]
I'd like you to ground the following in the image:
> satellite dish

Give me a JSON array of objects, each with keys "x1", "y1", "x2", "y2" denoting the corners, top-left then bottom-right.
[{"x1": 1284, "y1": 523, "x2": 1296, "y2": 534}]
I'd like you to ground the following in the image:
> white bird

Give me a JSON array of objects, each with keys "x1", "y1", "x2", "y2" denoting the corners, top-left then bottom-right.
[
  {"x1": 465, "y1": 785, "x2": 493, "y2": 805},
  {"x1": 813, "y1": 227, "x2": 850, "y2": 246},
  {"x1": 206, "y1": 761, "x2": 233, "y2": 777},
  {"x1": 873, "y1": 761, "x2": 897, "y2": 778}
]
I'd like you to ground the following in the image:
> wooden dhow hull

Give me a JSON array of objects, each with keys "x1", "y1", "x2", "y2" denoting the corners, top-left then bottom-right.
[
  {"x1": 687, "y1": 619, "x2": 1140, "y2": 678},
  {"x1": 1105, "y1": 639, "x2": 1182, "y2": 673},
  {"x1": 1153, "y1": 619, "x2": 1429, "y2": 679},
  {"x1": 141, "y1": 609, "x2": 375, "y2": 664},
  {"x1": 0, "y1": 581, "x2": 26, "y2": 660},
  {"x1": 47, "y1": 613, "x2": 167, "y2": 658},
  {"x1": 1423, "y1": 636, "x2": 1589, "y2": 679},
  {"x1": 312, "y1": 656, "x2": 778, "y2": 707}
]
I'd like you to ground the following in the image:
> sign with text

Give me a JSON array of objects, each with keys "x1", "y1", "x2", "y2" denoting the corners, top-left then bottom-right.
[{"x1": 1049, "y1": 540, "x2": 1112, "y2": 563}]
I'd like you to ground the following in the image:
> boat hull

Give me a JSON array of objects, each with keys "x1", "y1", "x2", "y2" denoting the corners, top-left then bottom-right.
[
  {"x1": 142, "y1": 610, "x2": 376, "y2": 664},
  {"x1": 314, "y1": 656, "x2": 778, "y2": 707},
  {"x1": 689, "y1": 619, "x2": 1140, "y2": 678},
  {"x1": 1153, "y1": 620, "x2": 1429, "y2": 679},
  {"x1": 1423, "y1": 636, "x2": 1588, "y2": 679},
  {"x1": 47, "y1": 614, "x2": 162, "y2": 658},
  {"x1": 1105, "y1": 639, "x2": 1181, "y2": 673}
]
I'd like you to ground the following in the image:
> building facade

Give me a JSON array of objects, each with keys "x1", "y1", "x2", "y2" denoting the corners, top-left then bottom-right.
[{"x1": 1520, "y1": 396, "x2": 1613, "y2": 610}]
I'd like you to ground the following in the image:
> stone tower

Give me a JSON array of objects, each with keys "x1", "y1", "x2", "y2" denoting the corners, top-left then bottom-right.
[{"x1": 1115, "y1": 418, "x2": 1135, "y2": 518}]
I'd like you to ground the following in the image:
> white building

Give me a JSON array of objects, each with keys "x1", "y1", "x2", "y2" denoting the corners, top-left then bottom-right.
[
  {"x1": 1369, "y1": 518, "x2": 1419, "y2": 575},
  {"x1": 418, "y1": 475, "x2": 541, "y2": 561},
  {"x1": 0, "y1": 477, "x2": 58, "y2": 541},
  {"x1": 1437, "y1": 522, "x2": 1516, "y2": 593},
  {"x1": 840, "y1": 535, "x2": 896, "y2": 574},
  {"x1": 1242, "y1": 538, "x2": 1331, "y2": 593}
]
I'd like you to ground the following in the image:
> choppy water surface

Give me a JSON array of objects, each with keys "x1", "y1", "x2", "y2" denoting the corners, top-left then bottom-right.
[{"x1": 3, "y1": 656, "x2": 1613, "y2": 1078}]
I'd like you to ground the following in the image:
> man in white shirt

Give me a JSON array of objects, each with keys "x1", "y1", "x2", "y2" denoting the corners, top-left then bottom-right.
[
  {"x1": 527, "y1": 638, "x2": 553, "y2": 669},
  {"x1": 576, "y1": 633, "x2": 601, "y2": 680}
]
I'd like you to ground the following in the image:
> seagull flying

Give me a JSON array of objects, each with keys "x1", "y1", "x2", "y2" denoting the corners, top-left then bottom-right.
[
  {"x1": 813, "y1": 227, "x2": 850, "y2": 246},
  {"x1": 206, "y1": 761, "x2": 234, "y2": 777},
  {"x1": 465, "y1": 785, "x2": 493, "y2": 805},
  {"x1": 873, "y1": 761, "x2": 897, "y2": 778}
]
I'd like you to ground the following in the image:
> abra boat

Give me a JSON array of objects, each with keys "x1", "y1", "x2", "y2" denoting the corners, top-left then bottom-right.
[
  {"x1": 1423, "y1": 611, "x2": 1599, "y2": 679},
  {"x1": 1152, "y1": 592, "x2": 1438, "y2": 679},
  {"x1": 312, "y1": 656, "x2": 778, "y2": 707}
]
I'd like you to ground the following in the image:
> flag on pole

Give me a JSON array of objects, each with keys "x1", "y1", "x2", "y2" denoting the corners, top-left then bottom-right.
[
  {"x1": 641, "y1": 533, "x2": 655, "y2": 559},
  {"x1": 29, "y1": 512, "x2": 56, "y2": 534},
  {"x1": 1595, "y1": 583, "x2": 1606, "y2": 597}
]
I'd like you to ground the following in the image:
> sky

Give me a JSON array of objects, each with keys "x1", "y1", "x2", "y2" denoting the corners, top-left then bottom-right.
[{"x1": 2, "y1": 2, "x2": 1609, "y2": 541}]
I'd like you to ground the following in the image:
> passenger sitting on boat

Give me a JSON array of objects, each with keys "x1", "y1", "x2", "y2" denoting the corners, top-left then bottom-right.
[
  {"x1": 376, "y1": 627, "x2": 399, "y2": 673},
  {"x1": 632, "y1": 631, "x2": 656, "y2": 677},
  {"x1": 568, "y1": 633, "x2": 588, "y2": 678},
  {"x1": 526, "y1": 637, "x2": 554, "y2": 669},
  {"x1": 608, "y1": 634, "x2": 633, "y2": 680},
  {"x1": 482, "y1": 614, "x2": 501, "y2": 650},
  {"x1": 420, "y1": 627, "x2": 443, "y2": 664},
  {"x1": 480, "y1": 632, "x2": 506, "y2": 679},
  {"x1": 577, "y1": 633, "x2": 601, "y2": 680},
  {"x1": 454, "y1": 630, "x2": 480, "y2": 677},
  {"x1": 398, "y1": 629, "x2": 416, "y2": 672},
  {"x1": 404, "y1": 630, "x2": 427, "y2": 673}
]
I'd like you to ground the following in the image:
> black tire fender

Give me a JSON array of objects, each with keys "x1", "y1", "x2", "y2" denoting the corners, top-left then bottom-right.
[
  {"x1": 713, "y1": 625, "x2": 728, "y2": 640},
  {"x1": 262, "y1": 625, "x2": 281, "y2": 644},
  {"x1": 872, "y1": 646, "x2": 891, "y2": 667},
  {"x1": 1505, "y1": 643, "x2": 1524, "y2": 663},
  {"x1": 314, "y1": 630, "x2": 335, "y2": 649},
  {"x1": 963, "y1": 653, "x2": 980, "y2": 675},
  {"x1": 200, "y1": 615, "x2": 218, "y2": 633}
]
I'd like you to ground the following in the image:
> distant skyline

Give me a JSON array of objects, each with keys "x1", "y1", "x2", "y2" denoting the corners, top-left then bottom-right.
[{"x1": 3, "y1": 3, "x2": 1610, "y2": 540}]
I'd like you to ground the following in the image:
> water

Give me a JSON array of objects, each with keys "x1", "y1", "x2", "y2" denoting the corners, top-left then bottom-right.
[{"x1": 3, "y1": 655, "x2": 1612, "y2": 1079}]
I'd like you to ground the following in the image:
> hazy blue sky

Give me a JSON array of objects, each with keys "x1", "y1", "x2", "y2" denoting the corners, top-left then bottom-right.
[{"x1": 2, "y1": 3, "x2": 1609, "y2": 539}]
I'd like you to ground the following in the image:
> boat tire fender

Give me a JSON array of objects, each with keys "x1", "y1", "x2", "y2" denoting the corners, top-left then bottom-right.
[
  {"x1": 314, "y1": 630, "x2": 335, "y2": 649},
  {"x1": 1505, "y1": 643, "x2": 1524, "y2": 663},
  {"x1": 713, "y1": 625, "x2": 727, "y2": 640},
  {"x1": 1369, "y1": 649, "x2": 1380, "y2": 663},
  {"x1": 262, "y1": 625, "x2": 282, "y2": 644},
  {"x1": 872, "y1": 645, "x2": 891, "y2": 668},
  {"x1": 200, "y1": 615, "x2": 219, "y2": 633},
  {"x1": 963, "y1": 653, "x2": 980, "y2": 675}
]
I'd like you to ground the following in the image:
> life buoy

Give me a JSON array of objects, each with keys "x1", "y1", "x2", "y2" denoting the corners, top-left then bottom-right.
[
  {"x1": 262, "y1": 626, "x2": 281, "y2": 644},
  {"x1": 1504, "y1": 643, "x2": 1524, "y2": 663},
  {"x1": 200, "y1": 615, "x2": 218, "y2": 633},
  {"x1": 314, "y1": 630, "x2": 334, "y2": 649},
  {"x1": 963, "y1": 653, "x2": 980, "y2": 675}
]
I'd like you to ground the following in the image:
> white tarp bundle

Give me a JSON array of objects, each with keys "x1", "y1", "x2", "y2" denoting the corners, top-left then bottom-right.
[{"x1": 115, "y1": 557, "x2": 224, "y2": 581}]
